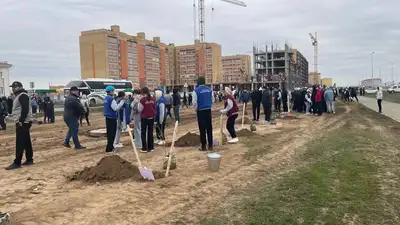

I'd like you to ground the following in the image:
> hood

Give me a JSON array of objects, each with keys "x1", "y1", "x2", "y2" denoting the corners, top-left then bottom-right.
[{"x1": 155, "y1": 90, "x2": 163, "y2": 100}]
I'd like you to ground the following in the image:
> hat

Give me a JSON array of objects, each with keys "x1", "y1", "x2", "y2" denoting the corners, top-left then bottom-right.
[
  {"x1": 105, "y1": 86, "x2": 115, "y2": 92},
  {"x1": 70, "y1": 86, "x2": 79, "y2": 91},
  {"x1": 224, "y1": 86, "x2": 232, "y2": 95},
  {"x1": 10, "y1": 81, "x2": 23, "y2": 88}
]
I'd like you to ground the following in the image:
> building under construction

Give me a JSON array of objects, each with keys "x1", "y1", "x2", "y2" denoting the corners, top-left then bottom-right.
[{"x1": 253, "y1": 43, "x2": 309, "y2": 90}]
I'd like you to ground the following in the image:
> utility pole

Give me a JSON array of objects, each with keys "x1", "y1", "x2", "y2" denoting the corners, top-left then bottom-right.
[{"x1": 391, "y1": 63, "x2": 394, "y2": 85}]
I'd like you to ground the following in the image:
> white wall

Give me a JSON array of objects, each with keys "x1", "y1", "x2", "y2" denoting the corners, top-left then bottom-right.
[{"x1": 0, "y1": 67, "x2": 11, "y2": 97}]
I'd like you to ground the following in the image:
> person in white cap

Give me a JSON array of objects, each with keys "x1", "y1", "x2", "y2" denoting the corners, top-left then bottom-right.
[{"x1": 220, "y1": 87, "x2": 239, "y2": 144}]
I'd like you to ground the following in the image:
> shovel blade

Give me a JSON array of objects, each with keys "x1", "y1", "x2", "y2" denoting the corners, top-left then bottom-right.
[{"x1": 139, "y1": 167, "x2": 155, "y2": 181}]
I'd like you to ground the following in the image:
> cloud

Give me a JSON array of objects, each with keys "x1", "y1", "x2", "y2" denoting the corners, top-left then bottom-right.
[{"x1": 1, "y1": 0, "x2": 400, "y2": 89}]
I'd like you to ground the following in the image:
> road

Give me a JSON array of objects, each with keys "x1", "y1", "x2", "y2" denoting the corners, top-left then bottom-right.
[{"x1": 359, "y1": 96, "x2": 400, "y2": 122}]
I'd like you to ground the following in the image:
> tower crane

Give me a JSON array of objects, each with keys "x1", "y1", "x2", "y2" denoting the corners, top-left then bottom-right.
[
  {"x1": 309, "y1": 32, "x2": 318, "y2": 73},
  {"x1": 197, "y1": 0, "x2": 247, "y2": 43},
  {"x1": 194, "y1": 0, "x2": 246, "y2": 81}
]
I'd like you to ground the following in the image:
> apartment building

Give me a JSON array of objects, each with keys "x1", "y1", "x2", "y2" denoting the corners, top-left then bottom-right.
[
  {"x1": 79, "y1": 25, "x2": 175, "y2": 89},
  {"x1": 175, "y1": 40, "x2": 222, "y2": 86},
  {"x1": 222, "y1": 55, "x2": 251, "y2": 83},
  {"x1": 253, "y1": 43, "x2": 309, "y2": 89}
]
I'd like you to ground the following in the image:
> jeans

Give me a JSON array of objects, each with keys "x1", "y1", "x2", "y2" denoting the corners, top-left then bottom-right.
[
  {"x1": 197, "y1": 109, "x2": 213, "y2": 149},
  {"x1": 156, "y1": 120, "x2": 165, "y2": 141},
  {"x1": 166, "y1": 104, "x2": 173, "y2": 119},
  {"x1": 305, "y1": 102, "x2": 311, "y2": 113},
  {"x1": 226, "y1": 114, "x2": 238, "y2": 138},
  {"x1": 326, "y1": 100, "x2": 335, "y2": 113},
  {"x1": 105, "y1": 118, "x2": 117, "y2": 152},
  {"x1": 64, "y1": 118, "x2": 82, "y2": 148},
  {"x1": 141, "y1": 118, "x2": 155, "y2": 151},
  {"x1": 0, "y1": 114, "x2": 6, "y2": 130},
  {"x1": 80, "y1": 112, "x2": 90, "y2": 125},
  {"x1": 133, "y1": 113, "x2": 142, "y2": 148},
  {"x1": 15, "y1": 123, "x2": 33, "y2": 165},
  {"x1": 174, "y1": 105, "x2": 180, "y2": 123}
]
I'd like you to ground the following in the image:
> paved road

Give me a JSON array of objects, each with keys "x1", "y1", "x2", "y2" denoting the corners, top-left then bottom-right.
[{"x1": 359, "y1": 96, "x2": 400, "y2": 122}]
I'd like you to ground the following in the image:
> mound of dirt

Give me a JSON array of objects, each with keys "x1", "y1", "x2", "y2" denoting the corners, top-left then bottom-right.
[
  {"x1": 237, "y1": 129, "x2": 256, "y2": 137},
  {"x1": 69, "y1": 155, "x2": 164, "y2": 182},
  {"x1": 174, "y1": 132, "x2": 201, "y2": 147},
  {"x1": 241, "y1": 117, "x2": 253, "y2": 124}
]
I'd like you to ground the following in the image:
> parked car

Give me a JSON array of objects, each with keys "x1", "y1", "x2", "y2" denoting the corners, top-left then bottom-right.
[
  {"x1": 388, "y1": 85, "x2": 400, "y2": 93},
  {"x1": 365, "y1": 88, "x2": 378, "y2": 94}
]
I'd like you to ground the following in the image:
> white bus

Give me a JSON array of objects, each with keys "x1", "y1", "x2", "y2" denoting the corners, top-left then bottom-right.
[{"x1": 64, "y1": 79, "x2": 133, "y2": 105}]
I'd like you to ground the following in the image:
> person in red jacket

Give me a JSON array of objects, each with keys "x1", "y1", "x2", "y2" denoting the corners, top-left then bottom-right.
[
  {"x1": 137, "y1": 87, "x2": 156, "y2": 153},
  {"x1": 220, "y1": 87, "x2": 239, "y2": 144},
  {"x1": 314, "y1": 86, "x2": 323, "y2": 116}
]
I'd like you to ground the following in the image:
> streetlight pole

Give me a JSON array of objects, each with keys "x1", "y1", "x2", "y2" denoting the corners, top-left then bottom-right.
[
  {"x1": 371, "y1": 52, "x2": 374, "y2": 79},
  {"x1": 391, "y1": 63, "x2": 394, "y2": 85}
]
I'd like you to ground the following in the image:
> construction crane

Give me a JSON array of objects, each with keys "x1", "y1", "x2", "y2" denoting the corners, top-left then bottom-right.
[
  {"x1": 309, "y1": 32, "x2": 318, "y2": 73},
  {"x1": 196, "y1": 0, "x2": 246, "y2": 43}
]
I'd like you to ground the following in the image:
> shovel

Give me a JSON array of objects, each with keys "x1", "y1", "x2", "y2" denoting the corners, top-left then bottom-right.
[
  {"x1": 127, "y1": 127, "x2": 155, "y2": 181},
  {"x1": 165, "y1": 121, "x2": 179, "y2": 177},
  {"x1": 241, "y1": 103, "x2": 246, "y2": 129},
  {"x1": 219, "y1": 114, "x2": 225, "y2": 145}
]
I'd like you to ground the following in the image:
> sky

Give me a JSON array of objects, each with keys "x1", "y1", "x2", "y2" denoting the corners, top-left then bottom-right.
[{"x1": 1, "y1": 0, "x2": 400, "y2": 89}]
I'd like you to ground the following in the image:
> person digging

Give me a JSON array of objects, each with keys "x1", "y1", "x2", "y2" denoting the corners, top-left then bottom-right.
[{"x1": 220, "y1": 87, "x2": 239, "y2": 144}]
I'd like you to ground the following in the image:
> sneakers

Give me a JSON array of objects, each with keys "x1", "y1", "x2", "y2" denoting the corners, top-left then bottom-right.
[
  {"x1": 228, "y1": 138, "x2": 239, "y2": 144},
  {"x1": 22, "y1": 160, "x2": 34, "y2": 166},
  {"x1": 62, "y1": 143, "x2": 72, "y2": 148},
  {"x1": 158, "y1": 140, "x2": 165, "y2": 146},
  {"x1": 140, "y1": 150, "x2": 148, "y2": 153},
  {"x1": 5, "y1": 163, "x2": 21, "y2": 170},
  {"x1": 114, "y1": 143, "x2": 124, "y2": 148},
  {"x1": 75, "y1": 146, "x2": 87, "y2": 150}
]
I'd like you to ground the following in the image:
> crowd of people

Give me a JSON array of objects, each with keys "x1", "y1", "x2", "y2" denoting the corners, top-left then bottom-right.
[{"x1": 3, "y1": 78, "x2": 359, "y2": 170}]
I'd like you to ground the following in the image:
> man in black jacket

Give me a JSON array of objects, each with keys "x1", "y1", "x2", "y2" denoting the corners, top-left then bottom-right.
[
  {"x1": 261, "y1": 87, "x2": 272, "y2": 122},
  {"x1": 62, "y1": 86, "x2": 86, "y2": 150},
  {"x1": 6, "y1": 81, "x2": 34, "y2": 170},
  {"x1": 251, "y1": 88, "x2": 262, "y2": 121}
]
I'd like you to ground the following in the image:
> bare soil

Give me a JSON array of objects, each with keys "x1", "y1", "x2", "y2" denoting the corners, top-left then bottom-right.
[
  {"x1": 0, "y1": 103, "x2": 348, "y2": 225},
  {"x1": 174, "y1": 132, "x2": 201, "y2": 147},
  {"x1": 237, "y1": 129, "x2": 256, "y2": 137}
]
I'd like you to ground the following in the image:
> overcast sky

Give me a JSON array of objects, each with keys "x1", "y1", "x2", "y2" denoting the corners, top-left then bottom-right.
[{"x1": 1, "y1": 0, "x2": 400, "y2": 89}]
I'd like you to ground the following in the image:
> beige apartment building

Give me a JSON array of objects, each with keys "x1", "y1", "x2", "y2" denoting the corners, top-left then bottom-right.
[
  {"x1": 79, "y1": 25, "x2": 176, "y2": 89},
  {"x1": 308, "y1": 72, "x2": 321, "y2": 85},
  {"x1": 175, "y1": 40, "x2": 222, "y2": 86},
  {"x1": 221, "y1": 54, "x2": 251, "y2": 83}
]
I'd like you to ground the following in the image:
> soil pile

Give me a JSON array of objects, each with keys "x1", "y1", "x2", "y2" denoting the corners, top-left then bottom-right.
[
  {"x1": 241, "y1": 117, "x2": 252, "y2": 124},
  {"x1": 237, "y1": 129, "x2": 256, "y2": 137},
  {"x1": 69, "y1": 155, "x2": 164, "y2": 182},
  {"x1": 174, "y1": 132, "x2": 201, "y2": 147}
]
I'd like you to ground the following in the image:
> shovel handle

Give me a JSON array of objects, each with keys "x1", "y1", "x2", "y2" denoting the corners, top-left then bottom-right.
[
  {"x1": 127, "y1": 127, "x2": 142, "y2": 168},
  {"x1": 166, "y1": 121, "x2": 179, "y2": 177},
  {"x1": 241, "y1": 103, "x2": 246, "y2": 129},
  {"x1": 219, "y1": 114, "x2": 224, "y2": 145}
]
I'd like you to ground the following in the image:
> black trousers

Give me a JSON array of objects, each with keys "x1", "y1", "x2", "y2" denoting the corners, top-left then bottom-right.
[
  {"x1": 197, "y1": 109, "x2": 213, "y2": 149},
  {"x1": 315, "y1": 102, "x2": 323, "y2": 115},
  {"x1": 141, "y1": 118, "x2": 154, "y2": 151},
  {"x1": 80, "y1": 112, "x2": 90, "y2": 125},
  {"x1": 227, "y1": 114, "x2": 238, "y2": 138},
  {"x1": 275, "y1": 99, "x2": 281, "y2": 112},
  {"x1": 263, "y1": 103, "x2": 272, "y2": 121},
  {"x1": 252, "y1": 102, "x2": 260, "y2": 121},
  {"x1": 156, "y1": 120, "x2": 165, "y2": 140},
  {"x1": 105, "y1": 118, "x2": 117, "y2": 152},
  {"x1": 283, "y1": 100, "x2": 288, "y2": 112},
  {"x1": 0, "y1": 114, "x2": 6, "y2": 130},
  {"x1": 166, "y1": 104, "x2": 173, "y2": 119},
  {"x1": 15, "y1": 123, "x2": 33, "y2": 165},
  {"x1": 377, "y1": 99, "x2": 382, "y2": 113}
]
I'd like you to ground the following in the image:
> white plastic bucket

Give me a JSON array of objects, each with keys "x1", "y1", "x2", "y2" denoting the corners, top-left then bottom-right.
[{"x1": 207, "y1": 153, "x2": 222, "y2": 172}]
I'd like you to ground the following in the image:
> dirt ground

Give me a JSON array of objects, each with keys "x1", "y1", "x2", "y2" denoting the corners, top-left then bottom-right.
[{"x1": 0, "y1": 104, "x2": 348, "y2": 225}]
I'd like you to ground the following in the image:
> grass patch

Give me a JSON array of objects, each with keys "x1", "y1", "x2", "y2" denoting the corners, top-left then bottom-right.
[{"x1": 201, "y1": 105, "x2": 399, "y2": 225}]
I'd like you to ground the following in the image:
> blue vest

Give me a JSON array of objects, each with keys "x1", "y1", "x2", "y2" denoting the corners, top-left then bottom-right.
[
  {"x1": 194, "y1": 85, "x2": 212, "y2": 110},
  {"x1": 156, "y1": 96, "x2": 166, "y2": 119},
  {"x1": 104, "y1": 95, "x2": 118, "y2": 119}
]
